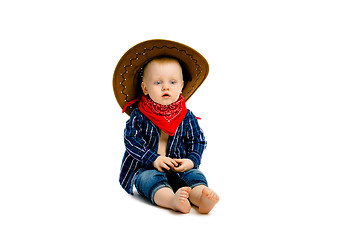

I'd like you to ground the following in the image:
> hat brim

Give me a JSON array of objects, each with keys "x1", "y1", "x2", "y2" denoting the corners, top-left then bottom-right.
[{"x1": 113, "y1": 39, "x2": 209, "y2": 115}]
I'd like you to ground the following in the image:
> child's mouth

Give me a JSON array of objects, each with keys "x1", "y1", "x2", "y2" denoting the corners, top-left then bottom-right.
[{"x1": 162, "y1": 93, "x2": 170, "y2": 98}]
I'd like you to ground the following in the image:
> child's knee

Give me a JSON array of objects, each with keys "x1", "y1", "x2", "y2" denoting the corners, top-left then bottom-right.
[
  {"x1": 137, "y1": 169, "x2": 162, "y2": 181},
  {"x1": 135, "y1": 169, "x2": 170, "y2": 202},
  {"x1": 181, "y1": 169, "x2": 208, "y2": 188}
]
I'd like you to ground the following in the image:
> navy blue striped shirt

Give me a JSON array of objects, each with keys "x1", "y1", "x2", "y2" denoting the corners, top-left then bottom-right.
[{"x1": 119, "y1": 108, "x2": 207, "y2": 194}]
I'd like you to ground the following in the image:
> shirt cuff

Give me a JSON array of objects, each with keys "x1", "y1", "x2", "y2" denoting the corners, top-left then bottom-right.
[
  {"x1": 187, "y1": 153, "x2": 201, "y2": 169},
  {"x1": 143, "y1": 149, "x2": 160, "y2": 166}
]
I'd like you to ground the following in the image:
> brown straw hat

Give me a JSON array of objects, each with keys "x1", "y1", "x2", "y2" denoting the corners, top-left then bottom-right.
[{"x1": 113, "y1": 39, "x2": 209, "y2": 115}]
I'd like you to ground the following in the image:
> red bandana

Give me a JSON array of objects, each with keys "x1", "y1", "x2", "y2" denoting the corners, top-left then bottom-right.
[{"x1": 138, "y1": 95, "x2": 187, "y2": 136}]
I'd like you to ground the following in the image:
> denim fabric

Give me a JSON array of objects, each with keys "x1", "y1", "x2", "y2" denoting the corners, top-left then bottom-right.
[{"x1": 135, "y1": 169, "x2": 208, "y2": 205}]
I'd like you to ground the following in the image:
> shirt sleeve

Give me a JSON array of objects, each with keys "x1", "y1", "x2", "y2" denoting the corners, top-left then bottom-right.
[
  {"x1": 185, "y1": 112, "x2": 207, "y2": 168},
  {"x1": 124, "y1": 110, "x2": 160, "y2": 166}
]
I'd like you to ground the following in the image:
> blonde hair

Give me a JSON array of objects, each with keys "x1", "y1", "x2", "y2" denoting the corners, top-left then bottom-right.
[{"x1": 142, "y1": 57, "x2": 183, "y2": 81}]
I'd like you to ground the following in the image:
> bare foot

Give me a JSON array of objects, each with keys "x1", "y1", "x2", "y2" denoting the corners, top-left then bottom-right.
[
  {"x1": 198, "y1": 187, "x2": 219, "y2": 214},
  {"x1": 172, "y1": 187, "x2": 191, "y2": 213}
]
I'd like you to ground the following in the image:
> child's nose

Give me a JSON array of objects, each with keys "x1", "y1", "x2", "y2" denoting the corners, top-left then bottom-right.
[{"x1": 162, "y1": 84, "x2": 170, "y2": 91}]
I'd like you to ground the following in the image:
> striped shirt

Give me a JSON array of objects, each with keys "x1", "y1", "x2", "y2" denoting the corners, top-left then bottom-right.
[{"x1": 119, "y1": 108, "x2": 207, "y2": 194}]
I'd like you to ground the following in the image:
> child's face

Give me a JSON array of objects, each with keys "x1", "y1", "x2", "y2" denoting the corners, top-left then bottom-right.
[{"x1": 141, "y1": 59, "x2": 184, "y2": 105}]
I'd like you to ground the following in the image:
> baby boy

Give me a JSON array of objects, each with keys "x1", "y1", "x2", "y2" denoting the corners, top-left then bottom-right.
[{"x1": 115, "y1": 40, "x2": 219, "y2": 214}]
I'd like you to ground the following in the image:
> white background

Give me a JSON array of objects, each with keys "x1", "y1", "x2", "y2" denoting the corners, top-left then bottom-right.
[{"x1": 1, "y1": 0, "x2": 359, "y2": 239}]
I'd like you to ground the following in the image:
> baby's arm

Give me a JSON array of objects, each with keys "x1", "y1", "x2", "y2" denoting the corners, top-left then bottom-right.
[
  {"x1": 184, "y1": 112, "x2": 207, "y2": 169},
  {"x1": 171, "y1": 113, "x2": 206, "y2": 172},
  {"x1": 124, "y1": 110, "x2": 159, "y2": 166}
]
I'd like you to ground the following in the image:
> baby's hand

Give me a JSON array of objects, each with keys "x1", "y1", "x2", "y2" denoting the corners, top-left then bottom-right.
[
  {"x1": 153, "y1": 156, "x2": 178, "y2": 172},
  {"x1": 172, "y1": 159, "x2": 195, "y2": 172}
]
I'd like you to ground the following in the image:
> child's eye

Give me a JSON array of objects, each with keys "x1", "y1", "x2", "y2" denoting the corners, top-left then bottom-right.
[
  {"x1": 170, "y1": 80, "x2": 176, "y2": 84},
  {"x1": 154, "y1": 81, "x2": 161, "y2": 85}
]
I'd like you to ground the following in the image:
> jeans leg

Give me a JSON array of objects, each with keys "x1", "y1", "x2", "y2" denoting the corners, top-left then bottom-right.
[
  {"x1": 135, "y1": 169, "x2": 171, "y2": 204},
  {"x1": 180, "y1": 169, "x2": 208, "y2": 188}
]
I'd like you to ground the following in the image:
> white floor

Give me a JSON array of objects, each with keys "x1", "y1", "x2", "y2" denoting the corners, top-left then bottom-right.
[{"x1": 2, "y1": 159, "x2": 359, "y2": 240}]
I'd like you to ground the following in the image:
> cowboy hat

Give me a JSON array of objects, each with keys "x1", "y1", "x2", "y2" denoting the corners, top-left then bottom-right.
[{"x1": 113, "y1": 39, "x2": 209, "y2": 115}]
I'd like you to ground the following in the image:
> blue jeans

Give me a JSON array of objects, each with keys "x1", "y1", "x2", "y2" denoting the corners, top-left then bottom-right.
[{"x1": 135, "y1": 169, "x2": 208, "y2": 205}]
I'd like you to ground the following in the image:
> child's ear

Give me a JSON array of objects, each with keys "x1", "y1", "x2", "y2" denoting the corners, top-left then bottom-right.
[
  {"x1": 180, "y1": 80, "x2": 184, "y2": 93},
  {"x1": 141, "y1": 82, "x2": 148, "y2": 95}
]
